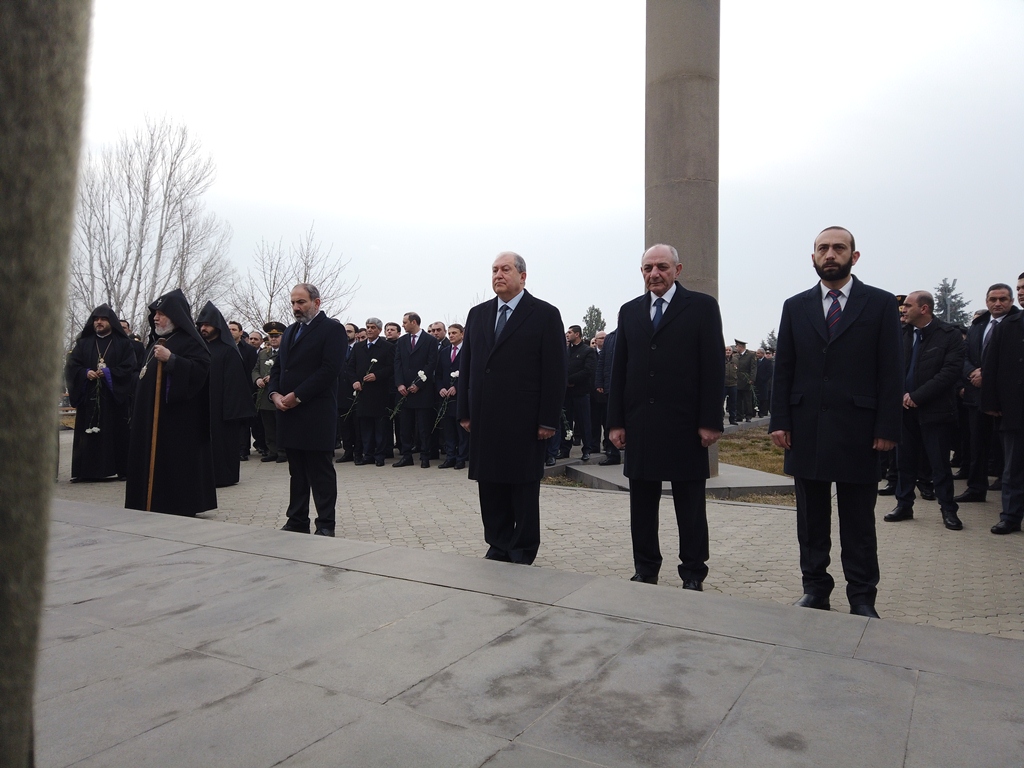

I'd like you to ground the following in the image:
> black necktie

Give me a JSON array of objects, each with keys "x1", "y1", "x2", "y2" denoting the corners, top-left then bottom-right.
[
  {"x1": 495, "y1": 305, "x2": 510, "y2": 338},
  {"x1": 983, "y1": 319, "x2": 997, "y2": 352},
  {"x1": 905, "y1": 328, "x2": 923, "y2": 392},
  {"x1": 652, "y1": 297, "x2": 665, "y2": 331}
]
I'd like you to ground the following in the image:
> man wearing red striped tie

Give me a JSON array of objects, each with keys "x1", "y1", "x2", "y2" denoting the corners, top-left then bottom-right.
[{"x1": 769, "y1": 227, "x2": 904, "y2": 619}]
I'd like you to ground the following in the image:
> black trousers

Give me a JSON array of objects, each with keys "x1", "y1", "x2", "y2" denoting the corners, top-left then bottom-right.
[
  {"x1": 896, "y1": 414, "x2": 957, "y2": 513},
  {"x1": 999, "y1": 429, "x2": 1024, "y2": 525},
  {"x1": 737, "y1": 389, "x2": 754, "y2": 420},
  {"x1": 399, "y1": 407, "x2": 433, "y2": 460},
  {"x1": 755, "y1": 384, "x2": 771, "y2": 416},
  {"x1": 724, "y1": 386, "x2": 737, "y2": 422},
  {"x1": 967, "y1": 407, "x2": 998, "y2": 493},
  {"x1": 795, "y1": 477, "x2": 879, "y2": 605},
  {"x1": 589, "y1": 395, "x2": 607, "y2": 453},
  {"x1": 560, "y1": 394, "x2": 592, "y2": 453},
  {"x1": 260, "y1": 409, "x2": 284, "y2": 458},
  {"x1": 284, "y1": 449, "x2": 337, "y2": 533},
  {"x1": 478, "y1": 481, "x2": 541, "y2": 564},
  {"x1": 441, "y1": 416, "x2": 469, "y2": 462},
  {"x1": 359, "y1": 414, "x2": 387, "y2": 461},
  {"x1": 628, "y1": 478, "x2": 709, "y2": 582}
]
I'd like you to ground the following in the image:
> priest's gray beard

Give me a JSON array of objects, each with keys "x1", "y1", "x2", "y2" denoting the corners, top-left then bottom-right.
[{"x1": 155, "y1": 319, "x2": 176, "y2": 336}]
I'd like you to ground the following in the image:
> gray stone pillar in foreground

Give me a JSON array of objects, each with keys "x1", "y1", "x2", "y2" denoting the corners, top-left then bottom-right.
[
  {"x1": 0, "y1": 3, "x2": 92, "y2": 765},
  {"x1": 645, "y1": 0, "x2": 721, "y2": 473}
]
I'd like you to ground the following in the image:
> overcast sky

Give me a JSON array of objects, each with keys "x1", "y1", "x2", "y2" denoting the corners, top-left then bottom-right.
[{"x1": 83, "y1": 0, "x2": 1024, "y2": 342}]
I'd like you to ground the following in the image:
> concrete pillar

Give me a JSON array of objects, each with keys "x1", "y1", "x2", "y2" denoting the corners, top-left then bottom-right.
[
  {"x1": 0, "y1": 3, "x2": 92, "y2": 765},
  {"x1": 645, "y1": 0, "x2": 720, "y2": 472}
]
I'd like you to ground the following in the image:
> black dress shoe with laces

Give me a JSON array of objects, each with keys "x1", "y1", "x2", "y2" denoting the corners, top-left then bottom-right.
[
  {"x1": 991, "y1": 520, "x2": 1021, "y2": 535},
  {"x1": 438, "y1": 459, "x2": 456, "y2": 469},
  {"x1": 877, "y1": 482, "x2": 896, "y2": 496},
  {"x1": 941, "y1": 510, "x2": 964, "y2": 530},
  {"x1": 420, "y1": 458, "x2": 431, "y2": 468},
  {"x1": 681, "y1": 580, "x2": 703, "y2": 592},
  {"x1": 629, "y1": 573, "x2": 657, "y2": 585},
  {"x1": 393, "y1": 456, "x2": 413, "y2": 467},
  {"x1": 850, "y1": 604, "x2": 880, "y2": 618},
  {"x1": 545, "y1": 456, "x2": 556, "y2": 467},
  {"x1": 883, "y1": 506, "x2": 913, "y2": 522},
  {"x1": 599, "y1": 456, "x2": 620, "y2": 466},
  {"x1": 793, "y1": 594, "x2": 830, "y2": 610}
]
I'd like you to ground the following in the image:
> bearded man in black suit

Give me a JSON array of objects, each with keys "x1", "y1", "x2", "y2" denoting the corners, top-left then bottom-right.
[
  {"x1": 458, "y1": 252, "x2": 566, "y2": 564},
  {"x1": 770, "y1": 227, "x2": 903, "y2": 618},
  {"x1": 607, "y1": 244, "x2": 725, "y2": 591},
  {"x1": 270, "y1": 283, "x2": 347, "y2": 536}
]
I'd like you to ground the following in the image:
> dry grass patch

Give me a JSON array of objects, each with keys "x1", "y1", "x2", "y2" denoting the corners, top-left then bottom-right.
[
  {"x1": 542, "y1": 474, "x2": 586, "y2": 488},
  {"x1": 717, "y1": 426, "x2": 785, "y2": 476}
]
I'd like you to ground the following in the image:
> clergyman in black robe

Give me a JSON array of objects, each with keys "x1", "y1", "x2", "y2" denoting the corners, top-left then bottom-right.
[
  {"x1": 125, "y1": 289, "x2": 217, "y2": 516},
  {"x1": 197, "y1": 301, "x2": 256, "y2": 487},
  {"x1": 64, "y1": 304, "x2": 136, "y2": 480}
]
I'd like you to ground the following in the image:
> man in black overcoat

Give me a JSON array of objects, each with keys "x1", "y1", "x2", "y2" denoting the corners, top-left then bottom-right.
[
  {"x1": 64, "y1": 304, "x2": 136, "y2": 481},
  {"x1": 769, "y1": 227, "x2": 903, "y2": 617},
  {"x1": 956, "y1": 284, "x2": 1016, "y2": 503},
  {"x1": 596, "y1": 329, "x2": 620, "y2": 466},
  {"x1": 559, "y1": 324, "x2": 597, "y2": 460},
  {"x1": 982, "y1": 272, "x2": 1024, "y2": 535},
  {"x1": 125, "y1": 289, "x2": 217, "y2": 516},
  {"x1": 229, "y1": 319, "x2": 261, "y2": 459},
  {"x1": 345, "y1": 317, "x2": 395, "y2": 467},
  {"x1": 269, "y1": 284, "x2": 347, "y2": 536},
  {"x1": 754, "y1": 348, "x2": 774, "y2": 417},
  {"x1": 392, "y1": 311, "x2": 438, "y2": 468},
  {"x1": 882, "y1": 291, "x2": 965, "y2": 529},
  {"x1": 458, "y1": 252, "x2": 566, "y2": 564},
  {"x1": 197, "y1": 302, "x2": 256, "y2": 488},
  {"x1": 607, "y1": 244, "x2": 725, "y2": 590}
]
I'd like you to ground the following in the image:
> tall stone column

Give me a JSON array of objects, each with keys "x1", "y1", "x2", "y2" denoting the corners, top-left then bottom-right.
[
  {"x1": 645, "y1": 0, "x2": 721, "y2": 472},
  {"x1": 0, "y1": 3, "x2": 92, "y2": 766}
]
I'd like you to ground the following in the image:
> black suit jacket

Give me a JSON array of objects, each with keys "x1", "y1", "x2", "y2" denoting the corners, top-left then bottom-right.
[
  {"x1": 269, "y1": 312, "x2": 347, "y2": 451},
  {"x1": 981, "y1": 311, "x2": 1024, "y2": 430},
  {"x1": 963, "y1": 307, "x2": 1019, "y2": 407},
  {"x1": 436, "y1": 342, "x2": 463, "y2": 419},
  {"x1": 457, "y1": 290, "x2": 566, "y2": 483},
  {"x1": 769, "y1": 275, "x2": 903, "y2": 484},
  {"x1": 902, "y1": 319, "x2": 964, "y2": 425},
  {"x1": 394, "y1": 331, "x2": 438, "y2": 409},
  {"x1": 344, "y1": 338, "x2": 395, "y2": 418},
  {"x1": 607, "y1": 282, "x2": 724, "y2": 482}
]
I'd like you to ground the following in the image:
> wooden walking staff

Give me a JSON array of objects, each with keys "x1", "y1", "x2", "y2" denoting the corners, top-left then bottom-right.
[{"x1": 146, "y1": 339, "x2": 167, "y2": 511}]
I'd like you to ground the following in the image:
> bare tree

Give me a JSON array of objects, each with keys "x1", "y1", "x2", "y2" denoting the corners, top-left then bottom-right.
[
  {"x1": 67, "y1": 117, "x2": 234, "y2": 343},
  {"x1": 231, "y1": 222, "x2": 358, "y2": 330}
]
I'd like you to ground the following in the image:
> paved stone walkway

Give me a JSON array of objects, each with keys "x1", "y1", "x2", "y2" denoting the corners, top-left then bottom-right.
[{"x1": 54, "y1": 431, "x2": 1024, "y2": 638}]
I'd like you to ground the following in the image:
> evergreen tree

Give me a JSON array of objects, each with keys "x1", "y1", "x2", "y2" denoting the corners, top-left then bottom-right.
[
  {"x1": 760, "y1": 329, "x2": 777, "y2": 351},
  {"x1": 582, "y1": 305, "x2": 606, "y2": 340},
  {"x1": 933, "y1": 278, "x2": 971, "y2": 326}
]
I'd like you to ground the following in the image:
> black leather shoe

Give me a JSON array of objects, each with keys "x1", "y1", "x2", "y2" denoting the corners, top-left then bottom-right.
[
  {"x1": 877, "y1": 482, "x2": 896, "y2": 496},
  {"x1": 455, "y1": 461, "x2": 466, "y2": 469},
  {"x1": 941, "y1": 510, "x2": 964, "y2": 530},
  {"x1": 239, "y1": 453, "x2": 249, "y2": 461},
  {"x1": 555, "y1": 450, "x2": 570, "y2": 460},
  {"x1": 313, "y1": 529, "x2": 335, "y2": 537},
  {"x1": 261, "y1": 453, "x2": 278, "y2": 463},
  {"x1": 629, "y1": 573, "x2": 657, "y2": 584},
  {"x1": 420, "y1": 459, "x2": 431, "y2": 468},
  {"x1": 335, "y1": 452, "x2": 354, "y2": 463},
  {"x1": 850, "y1": 604, "x2": 880, "y2": 618},
  {"x1": 793, "y1": 594, "x2": 830, "y2": 610},
  {"x1": 953, "y1": 489, "x2": 986, "y2": 503},
  {"x1": 681, "y1": 579, "x2": 703, "y2": 592},
  {"x1": 393, "y1": 456, "x2": 413, "y2": 467},
  {"x1": 991, "y1": 520, "x2": 1021, "y2": 535},
  {"x1": 883, "y1": 506, "x2": 913, "y2": 522},
  {"x1": 918, "y1": 486, "x2": 936, "y2": 501},
  {"x1": 989, "y1": 478, "x2": 1003, "y2": 491},
  {"x1": 599, "y1": 456, "x2": 620, "y2": 466},
  {"x1": 375, "y1": 458, "x2": 385, "y2": 467},
  {"x1": 280, "y1": 524, "x2": 309, "y2": 534},
  {"x1": 438, "y1": 459, "x2": 455, "y2": 469},
  {"x1": 276, "y1": 455, "x2": 288, "y2": 463},
  {"x1": 582, "y1": 452, "x2": 591, "y2": 461},
  {"x1": 545, "y1": 456, "x2": 556, "y2": 467},
  {"x1": 353, "y1": 458, "x2": 370, "y2": 466}
]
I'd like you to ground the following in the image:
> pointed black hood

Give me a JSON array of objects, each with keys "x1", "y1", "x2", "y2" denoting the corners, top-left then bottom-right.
[
  {"x1": 76, "y1": 304, "x2": 128, "y2": 341},
  {"x1": 195, "y1": 301, "x2": 240, "y2": 356},
  {"x1": 147, "y1": 289, "x2": 206, "y2": 347}
]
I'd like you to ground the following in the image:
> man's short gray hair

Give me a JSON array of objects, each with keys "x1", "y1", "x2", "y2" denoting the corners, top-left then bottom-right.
[
  {"x1": 365, "y1": 317, "x2": 382, "y2": 328},
  {"x1": 643, "y1": 244, "x2": 679, "y2": 264},
  {"x1": 294, "y1": 283, "x2": 320, "y2": 301},
  {"x1": 499, "y1": 251, "x2": 526, "y2": 273}
]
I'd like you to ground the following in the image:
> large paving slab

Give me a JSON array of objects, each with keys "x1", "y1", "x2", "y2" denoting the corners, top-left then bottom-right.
[
  {"x1": 53, "y1": 430, "x2": 1024, "y2": 638},
  {"x1": 35, "y1": 500, "x2": 1024, "y2": 767}
]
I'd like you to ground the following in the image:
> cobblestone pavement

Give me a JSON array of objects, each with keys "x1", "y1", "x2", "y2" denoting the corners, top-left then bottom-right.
[{"x1": 54, "y1": 431, "x2": 1024, "y2": 638}]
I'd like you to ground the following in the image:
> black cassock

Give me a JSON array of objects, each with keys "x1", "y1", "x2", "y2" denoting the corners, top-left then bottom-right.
[
  {"x1": 64, "y1": 307, "x2": 136, "y2": 480},
  {"x1": 198, "y1": 302, "x2": 256, "y2": 487},
  {"x1": 125, "y1": 290, "x2": 217, "y2": 516}
]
